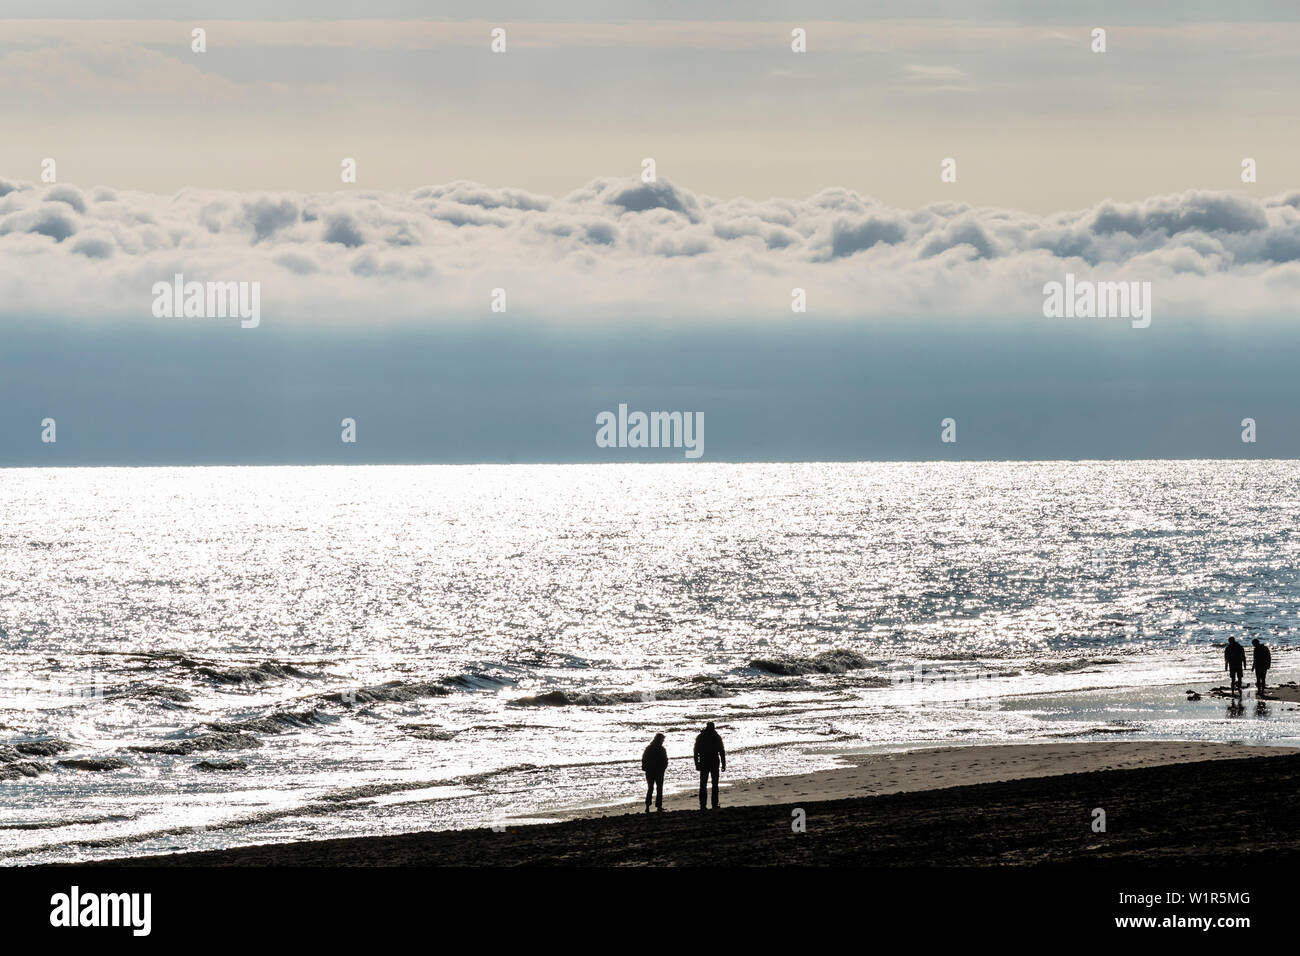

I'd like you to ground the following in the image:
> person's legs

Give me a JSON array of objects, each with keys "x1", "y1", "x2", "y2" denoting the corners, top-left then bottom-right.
[
  {"x1": 654, "y1": 772, "x2": 664, "y2": 810},
  {"x1": 710, "y1": 766, "x2": 720, "y2": 808},
  {"x1": 645, "y1": 774, "x2": 654, "y2": 812},
  {"x1": 1259, "y1": 668, "x2": 1269, "y2": 693},
  {"x1": 698, "y1": 768, "x2": 708, "y2": 808}
]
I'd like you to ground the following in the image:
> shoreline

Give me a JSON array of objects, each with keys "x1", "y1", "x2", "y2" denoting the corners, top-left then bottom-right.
[
  {"x1": 546, "y1": 675, "x2": 1300, "y2": 820},
  {"x1": 16, "y1": 674, "x2": 1297, "y2": 866},
  {"x1": 76, "y1": 738, "x2": 1300, "y2": 867},
  {"x1": 548, "y1": 739, "x2": 1299, "y2": 819}
]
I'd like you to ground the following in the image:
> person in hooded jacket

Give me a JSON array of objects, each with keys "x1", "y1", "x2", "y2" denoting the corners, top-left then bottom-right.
[
  {"x1": 1225, "y1": 636, "x2": 1246, "y2": 695},
  {"x1": 1251, "y1": 638, "x2": 1272, "y2": 695},
  {"x1": 693, "y1": 721, "x2": 726, "y2": 809},
  {"x1": 641, "y1": 733, "x2": 668, "y2": 812}
]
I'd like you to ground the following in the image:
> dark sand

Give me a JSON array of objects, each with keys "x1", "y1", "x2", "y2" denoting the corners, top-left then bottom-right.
[
  {"x1": 557, "y1": 740, "x2": 1285, "y2": 817},
  {"x1": 97, "y1": 750, "x2": 1300, "y2": 867}
]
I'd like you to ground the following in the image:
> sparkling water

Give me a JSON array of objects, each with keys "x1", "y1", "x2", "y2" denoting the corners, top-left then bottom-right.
[{"x1": 3, "y1": 461, "x2": 1298, "y2": 863}]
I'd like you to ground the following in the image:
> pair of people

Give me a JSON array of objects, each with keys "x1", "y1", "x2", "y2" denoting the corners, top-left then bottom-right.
[
  {"x1": 640, "y1": 722, "x2": 727, "y2": 812},
  {"x1": 1224, "y1": 635, "x2": 1270, "y2": 695}
]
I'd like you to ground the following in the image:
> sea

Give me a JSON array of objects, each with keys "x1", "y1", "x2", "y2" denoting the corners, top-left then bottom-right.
[{"x1": 2, "y1": 460, "x2": 1298, "y2": 864}]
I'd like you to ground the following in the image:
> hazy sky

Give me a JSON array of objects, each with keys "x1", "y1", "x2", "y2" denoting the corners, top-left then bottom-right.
[
  {"x1": 3, "y1": 4, "x2": 1300, "y2": 207},
  {"x1": 1, "y1": 1, "x2": 1298, "y2": 464}
]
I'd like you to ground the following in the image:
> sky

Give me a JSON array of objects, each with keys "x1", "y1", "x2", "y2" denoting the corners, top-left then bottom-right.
[
  {"x1": 1, "y1": 1, "x2": 1298, "y2": 463},
  {"x1": 5, "y1": 5, "x2": 1300, "y2": 205}
]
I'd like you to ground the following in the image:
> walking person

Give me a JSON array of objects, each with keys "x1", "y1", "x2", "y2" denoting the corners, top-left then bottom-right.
[
  {"x1": 693, "y1": 721, "x2": 726, "y2": 810},
  {"x1": 641, "y1": 733, "x2": 667, "y2": 812},
  {"x1": 1251, "y1": 638, "x2": 1272, "y2": 695},
  {"x1": 1225, "y1": 635, "x2": 1246, "y2": 696}
]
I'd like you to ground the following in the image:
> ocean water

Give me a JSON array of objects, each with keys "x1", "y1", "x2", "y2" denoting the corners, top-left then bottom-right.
[{"x1": 2, "y1": 460, "x2": 1299, "y2": 864}]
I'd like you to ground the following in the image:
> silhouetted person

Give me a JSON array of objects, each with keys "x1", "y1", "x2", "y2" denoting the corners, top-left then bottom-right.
[
  {"x1": 1225, "y1": 636, "x2": 1246, "y2": 696},
  {"x1": 641, "y1": 733, "x2": 667, "y2": 812},
  {"x1": 1252, "y1": 638, "x2": 1272, "y2": 695},
  {"x1": 693, "y1": 721, "x2": 726, "y2": 809}
]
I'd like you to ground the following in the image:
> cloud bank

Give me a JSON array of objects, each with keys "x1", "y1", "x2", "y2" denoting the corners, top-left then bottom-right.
[{"x1": 3, "y1": 174, "x2": 1300, "y2": 323}]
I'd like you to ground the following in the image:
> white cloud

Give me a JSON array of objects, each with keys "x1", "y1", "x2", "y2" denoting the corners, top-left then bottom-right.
[{"x1": 2, "y1": 174, "x2": 1299, "y2": 324}]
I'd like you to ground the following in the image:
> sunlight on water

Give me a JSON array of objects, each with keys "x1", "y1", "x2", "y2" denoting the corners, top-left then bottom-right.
[{"x1": 2, "y1": 461, "x2": 1299, "y2": 862}]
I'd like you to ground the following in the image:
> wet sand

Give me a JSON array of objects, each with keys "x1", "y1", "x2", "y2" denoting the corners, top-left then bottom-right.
[
  {"x1": 1263, "y1": 681, "x2": 1300, "y2": 703},
  {"x1": 94, "y1": 741, "x2": 1300, "y2": 867},
  {"x1": 1200, "y1": 680, "x2": 1300, "y2": 704},
  {"x1": 558, "y1": 740, "x2": 1288, "y2": 817}
]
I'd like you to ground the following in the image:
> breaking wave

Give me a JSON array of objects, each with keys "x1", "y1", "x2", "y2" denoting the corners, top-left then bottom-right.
[
  {"x1": 321, "y1": 681, "x2": 453, "y2": 705},
  {"x1": 748, "y1": 649, "x2": 873, "y2": 676},
  {"x1": 441, "y1": 672, "x2": 515, "y2": 691},
  {"x1": 128, "y1": 731, "x2": 263, "y2": 755},
  {"x1": 57, "y1": 757, "x2": 129, "y2": 771},
  {"x1": 204, "y1": 708, "x2": 330, "y2": 735},
  {"x1": 0, "y1": 763, "x2": 47, "y2": 780},
  {"x1": 110, "y1": 684, "x2": 193, "y2": 704},
  {"x1": 193, "y1": 759, "x2": 247, "y2": 771},
  {"x1": 0, "y1": 739, "x2": 74, "y2": 779},
  {"x1": 508, "y1": 685, "x2": 734, "y2": 707},
  {"x1": 193, "y1": 660, "x2": 319, "y2": 684},
  {"x1": 1023, "y1": 657, "x2": 1122, "y2": 675},
  {"x1": 5, "y1": 739, "x2": 72, "y2": 758},
  {"x1": 401, "y1": 724, "x2": 459, "y2": 741}
]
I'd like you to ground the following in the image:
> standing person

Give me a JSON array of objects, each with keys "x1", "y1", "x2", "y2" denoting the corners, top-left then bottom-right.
[
  {"x1": 693, "y1": 721, "x2": 726, "y2": 810},
  {"x1": 641, "y1": 733, "x2": 668, "y2": 813},
  {"x1": 1225, "y1": 635, "x2": 1246, "y2": 696},
  {"x1": 1251, "y1": 638, "x2": 1272, "y2": 695}
]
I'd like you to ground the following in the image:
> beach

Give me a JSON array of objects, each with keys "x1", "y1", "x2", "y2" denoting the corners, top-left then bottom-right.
[
  {"x1": 557, "y1": 739, "x2": 1297, "y2": 816},
  {"x1": 94, "y1": 739, "x2": 1300, "y2": 866},
  {"x1": 10, "y1": 6, "x2": 1300, "y2": 939},
  {"x1": 6, "y1": 461, "x2": 1300, "y2": 864}
]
